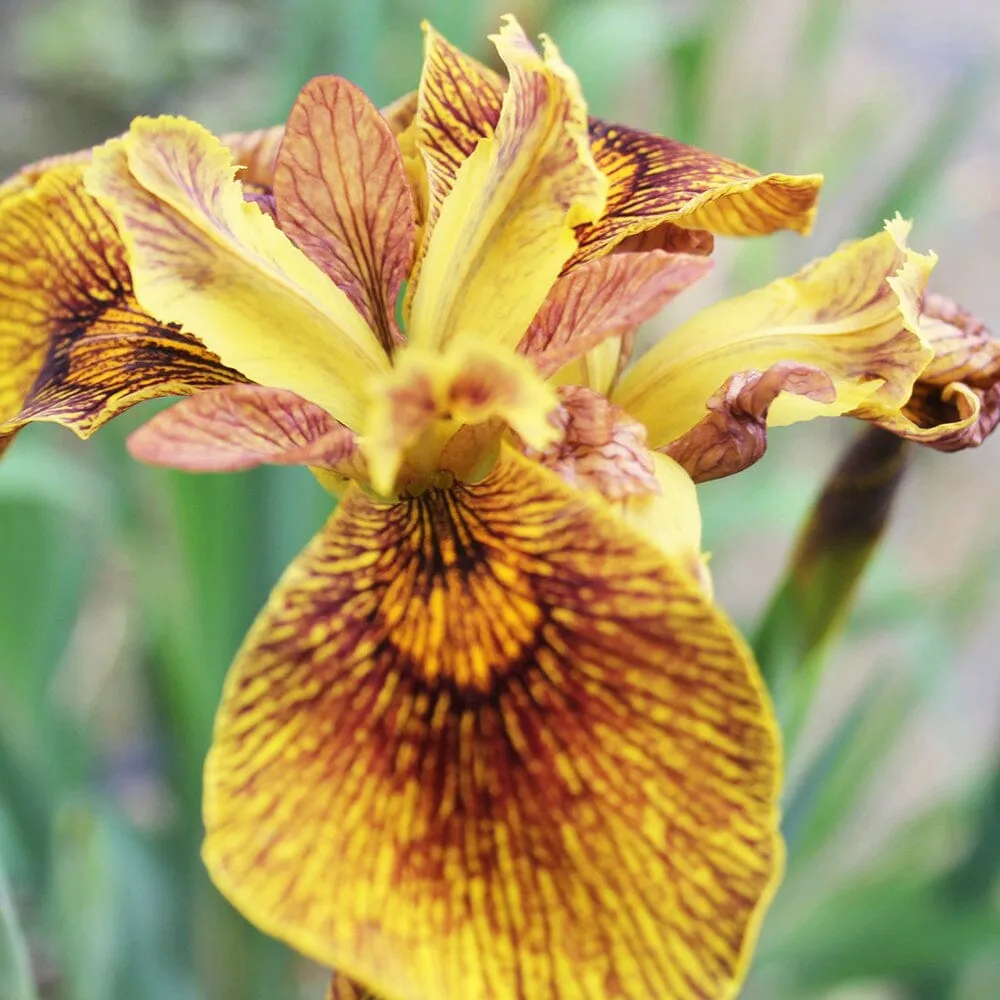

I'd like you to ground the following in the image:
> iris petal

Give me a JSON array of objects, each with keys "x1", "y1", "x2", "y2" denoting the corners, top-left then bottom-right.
[{"x1": 204, "y1": 447, "x2": 780, "y2": 1000}]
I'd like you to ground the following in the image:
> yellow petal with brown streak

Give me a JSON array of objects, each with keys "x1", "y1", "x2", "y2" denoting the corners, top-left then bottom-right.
[
  {"x1": 407, "y1": 17, "x2": 607, "y2": 353},
  {"x1": 203, "y1": 446, "x2": 781, "y2": 1000},
  {"x1": 86, "y1": 116, "x2": 389, "y2": 430},
  {"x1": 615, "y1": 216, "x2": 936, "y2": 449},
  {"x1": 0, "y1": 162, "x2": 240, "y2": 449}
]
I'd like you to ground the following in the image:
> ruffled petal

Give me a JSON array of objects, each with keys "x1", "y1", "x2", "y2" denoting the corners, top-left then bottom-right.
[
  {"x1": 518, "y1": 384, "x2": 658, "y2": 500},
  {"x1": 407, "y1": 16, "x2": 607, "y2": 354},
  {"x1": 615, "y1": 217, "x2": 936, "y2": 450},
  {"x1": 203, "y1": 446, "x2": 780, "y2": 1000},
  {"x1": 0, "y1": 162, "x2": 241, "y2": 451},
  {"x1": 569, "y1": 122, "x2": 823, "y2": 268},
  {"x1": 275, "y1": 77, "x2": 415, "y2": 353},
  {"x1": 664, "y1": 363, "x2": 836, "y2": 482},
  {"x1": 520, "y1": 250, "x2": 712, "y2": 378},
  {"x1": 851, "y1": 292, "x2": 1000, "y2": 450},
  {"x1": 86, "y1": 116, "x2": 389, "y2": 430},
  {"x1": 127, "y1": 384, "x2": 357, "y2": 474}
]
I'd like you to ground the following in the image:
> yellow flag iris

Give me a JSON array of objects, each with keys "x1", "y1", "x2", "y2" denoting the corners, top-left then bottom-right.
[{"x1": 1, "y1": 14, "x2": 997, "y2": 1000}]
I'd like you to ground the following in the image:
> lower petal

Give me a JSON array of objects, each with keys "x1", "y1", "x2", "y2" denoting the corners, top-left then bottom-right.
[
  {"x1": 203, "y1": 447, "x2": 780, "y2": 1000},
  {"x1": 0, "y1": 162, "x2": 241, "y2": 447}
]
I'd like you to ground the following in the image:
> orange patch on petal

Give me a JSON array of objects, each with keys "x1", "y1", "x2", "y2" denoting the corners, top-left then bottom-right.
[
  {"x1": 0, "y1": 163, "x2": 240, "y2": 444},
  {"x1": 203, "y1": 447, "x2": 780, "y2": 1000},
  {"x1": 275, "y1": 77, "x2": 415, "y2": 353},
  {"x1": 127, "y1": 384, "x2": 357, "y2": 474}
]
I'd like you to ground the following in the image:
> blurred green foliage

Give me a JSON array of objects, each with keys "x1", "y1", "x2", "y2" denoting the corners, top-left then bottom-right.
[{"x1": 1, "y1": 0, "x2": 999, "y2": 998}]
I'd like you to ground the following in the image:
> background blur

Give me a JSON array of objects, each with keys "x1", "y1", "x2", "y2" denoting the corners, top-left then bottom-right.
[{"x1": 1, "y1": 0, "x2": 999, "y2": 998}]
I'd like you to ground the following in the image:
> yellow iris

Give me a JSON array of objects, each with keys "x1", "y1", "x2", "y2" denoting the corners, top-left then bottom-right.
[{"x1": 1, "y1": 14, "x2": 998, "y2": 1000}]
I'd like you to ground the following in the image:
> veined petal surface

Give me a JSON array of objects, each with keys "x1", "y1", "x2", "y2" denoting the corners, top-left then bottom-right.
[
  {"x1": 275, "y1": 77, "x2": 415, "y2": 353},
  {"x1": 521, "y1": 250, "x2": 712, "y2": 378},
  {"x1": 204, "y1": 447, "x2": 780, "y2": 1000},
  {"x1": 569, "y1": 123, "x2": 823, "y2": 267},
  {"x1": 407, "y1": 16, "x2": 607, "y2": 353},
  {"x1": 615, "y1": 217, "x2": 936, "y2": 449},
  {"x1": 127, "y1": 384, "x2": 357, "y2": 473},
  {"x1": 0, "y1": 162, "x2": 240, "y2": 447},
  {"x1": 86, "y1": 116, "x2": 389, "y2": 429}
]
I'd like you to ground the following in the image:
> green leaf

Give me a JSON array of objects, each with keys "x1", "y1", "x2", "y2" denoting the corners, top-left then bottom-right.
[
  {"x1": 0, "y1": 850, "x2": 38, "y2": 1000},
  {"x1": 754, "y1": 428, "x2": 910, "y2": 752}
]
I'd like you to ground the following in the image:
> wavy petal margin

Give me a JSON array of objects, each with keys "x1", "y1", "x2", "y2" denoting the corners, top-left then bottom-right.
[
  {"x1": 203, "y1": 447, "x2": 780, "y2": 1000},
  {"x1": 569, "y1": 122, "x2": 823, "y2": 267},
  {"x1": 615, "y1": 217, "x2": 936, "y2": 450},
  {"x1": 407, "y1": 16, "x2": 607, "y2": 354},
  {"x1": 0, "y1": 162, "x2": 241, "y2": 451},
  {"x1": 852, "y1": 292, "x2": 1000, "y2": 450},
  {"x1": 86, "y1": 116, "x2": 389, "y2": 430},
  {"x1": 275, "y1": 76, "x2": 415, "y2": 354},
  {"x1": 127, "y1": 384, "x2": 357, "y2": 473},
  {"x1": 664, "y1": 363, "x2": 836, "y2": 482}
]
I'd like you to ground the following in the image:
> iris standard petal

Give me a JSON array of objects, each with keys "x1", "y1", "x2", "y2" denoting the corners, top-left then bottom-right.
[
  {"x1": 614, "y1": 217, "x2": 936, "y2": 450},
  {"x1": 127, "y1": 384, "x2": 357, "y2": 473},
  {"x1": 407, "y1": 16, "x2": 607, "y2": 353},
  {"x1": 203, "y1": 447, "x2": 780, "y2": 1000},
  {"x1": 521, "y1": 249, "x2": 712, "y2": 378},
  {"x1": 275, "y1": 76, "x2": 415, "y2": 353},
  {"x1": 86, "y1": 116, "x2": 390, "y2": 429},
  {"x1": 0, "y1": 161, "x2": 241, "y2": 451}
]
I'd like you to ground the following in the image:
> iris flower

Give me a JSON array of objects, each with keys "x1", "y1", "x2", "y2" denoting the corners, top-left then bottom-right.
[{"x1": 2, "y1": 16, "x2": 998, "y2": 1000}]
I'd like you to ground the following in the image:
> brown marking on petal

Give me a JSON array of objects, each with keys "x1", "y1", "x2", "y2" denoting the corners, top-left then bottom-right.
[
  {"x1": 0, "y1": 163, "x2": 242, "y2": 444},
  {"x1": 275, "y1": 77, "x2": 415, "y2": 353},
  {"x1": 518, "y1": 385, "x2": 659, "y2": 501},
  {"x1": 614, "y1": 223, "x2": 715, "y2": 258},
  {"x1": 221, "y1": 126, "x2": 286, "y2": 189},
  {"x1": 852, "y1": 293, "x2": 1000, "y2": 451},
  {"x1": 416, "y1": 26, "x2": 506, "y2": 238},
  {"x1": 326, "y1": 973, "x2": 382, "y2": 1000},
  {"x1": 203, "y1": 446, "x2": 780, "y2": 1000},
  {"x1": 664, "y1": 364, "x2": 836, "y2": 483},
  {"x1": 521, "y1": 250, "x2": 712, "y2": 378},
  {"x1": 127, "y1": 384, "x2": 358, "y2": 474},
  {"x1": 569, "y1": 119, "x2": 823, "y2": 268}
]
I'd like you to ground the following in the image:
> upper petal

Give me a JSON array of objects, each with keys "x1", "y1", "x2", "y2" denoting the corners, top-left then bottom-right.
[
  {"x1": 569, "y1": 122, "x2": 823, "y2": 268},
  {"x1": 614, "y1": 217, "x2": 936, "y2": 450},
  {"x1": 203, "y1": 446, "x2": 780, "y2": 1000},
  {"x1": 275, "y1": 76, "x2": 415, "y2": 354},
  {"x1": 127, "y1": 384, "x2": 358, "y2": 474},
  {"x1": 520, "y1": 249, "x2": 712, "y2": 379},
  {"x1": 86, "y1": 116, "x2": 390, "y2": 430},
  {"x1": 407, "y1": 17, "x2": 607, "y2": 353},
  {"x1": 0, "y1": 161, "x2": 241, "y2": 449}
]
